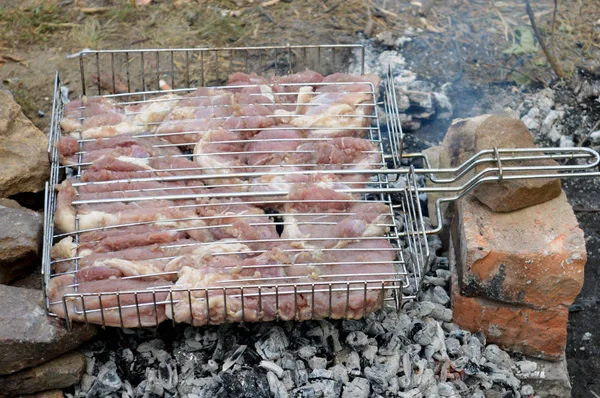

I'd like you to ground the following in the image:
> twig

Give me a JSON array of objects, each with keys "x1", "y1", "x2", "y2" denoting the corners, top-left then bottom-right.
[
  {"x1": 324, "y1": 1, "x2": 340, "y2": 13},
  {"x1": 551, "y1": 0, "x2": 558, "y2": 55},
  {"x1": 480, "y1": 62, "x2": 548, "y2": 87},
  {"x1": 590, "y1": 389, "x2": 600, "y2": 398},
  {"x1": 79, "y1": 7, "x2": 110, "y2": 14},
  {"x1": 523, "y1": 0, "x2": 566, "y2": 78},
  {"x1": 578, "y1": 119, "x2": 600, "y2": 147},
  {"x1": 574, "y1": 208, "x2": 600, "y2": 213}
]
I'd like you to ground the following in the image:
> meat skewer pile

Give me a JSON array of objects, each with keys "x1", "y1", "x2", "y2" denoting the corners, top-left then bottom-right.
[{"x1": 48, "y1": 70, "x2": 402, "y2": 328}]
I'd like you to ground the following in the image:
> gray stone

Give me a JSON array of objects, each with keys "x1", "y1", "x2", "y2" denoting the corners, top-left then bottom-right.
[
  {"x1": 0, "y1": 203, "x2": 43, "y2": 284},
  {"x1": 442, "y1": 114, "x2": 562, "y2": 212},
  {"x1": 515, "y1": 357, "x2": 571, "y2": 398},
  {"x1": 0, "y1": 90, "x2": 49, "y2": 197},
  {"x1": 341, "y1": 377, "x2": 370, "y2": 398},
  {"x1": 0, "y1": 350, "x2": 85, "y2": 395},
  {"x1": 0, "y1": 285, "x2": 96, "y2": 375}
]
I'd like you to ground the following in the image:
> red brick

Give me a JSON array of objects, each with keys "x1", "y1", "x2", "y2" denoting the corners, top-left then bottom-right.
[
  {"x1": 450, "y1": 236, "x2": 567, "y2": 361},
  {"x1": 452, "y1": 191, "x2": 586, "y2": 309}
]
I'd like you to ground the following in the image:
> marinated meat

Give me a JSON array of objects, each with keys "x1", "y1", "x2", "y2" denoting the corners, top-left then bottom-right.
[{"x1": 50, "y1": 69, "x2": 394, "y2": 328}]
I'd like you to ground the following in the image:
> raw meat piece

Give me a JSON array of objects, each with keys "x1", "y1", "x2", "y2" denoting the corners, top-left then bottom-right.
[
  {"x1": 243, "y1": 127, "x2": 305, "y2": 169},
  {"x1": 130, "y1": 94, "x2": 182, "y2": 132},
  {"x1": 288, "y1": 137, "x2": 383, "y2": 187},
  {"x1": 280, "y1": 201, "x2": 392, "y2": 249},
  {"x1": 193, "y1": 128, "x2": 247, "y2": 186},
  {"x1": 166, "y1": 263, "x2": 290, "y2": 326},
  {"x1": 60, "y1": 97, "x2": 119, "y2": 133},
  {"x1": 283, "y1": 184, "x2": 357, "y2": 212},
  {"x1": 155, "y1": 88, "x2": 236, "y2": 145},
  {"x1": 196, "y1": 198, "x2": 279, "y2": 251},
  {"x1": 77, "y1": 224, "x2": 188, "y2": 253},
  {"x1": 292, "y1": 239, "x2": 397, "y2": 320},
  {"x1": 274, "y1": 74, "x2": 380, "y2": 138},
  {"x1": 48, "y1": 274, "x2": 170, "y2": 328},
  {"x1": 54, "y1": 180, "x2": 210, "y2": 242},
  {"x1": 57, "y1": 135, "x2": 181, "y2": 165}
]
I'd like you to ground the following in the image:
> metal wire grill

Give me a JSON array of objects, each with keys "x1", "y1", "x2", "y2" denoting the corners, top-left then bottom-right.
[
  {"x1": 43, "y1": 45, "x2": 430, "y2": 329},
  {"x1": 44, "y1": 45, "x2": 600, "y2": 330}
]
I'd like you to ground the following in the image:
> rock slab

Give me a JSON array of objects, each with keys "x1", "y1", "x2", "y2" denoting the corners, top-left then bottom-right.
[
  {"x1": 0, "y1": 202, "x2": 43, "y2": 284},
  {"x1": 0, "y1": 89, "x2": 49, "y2": 197},
  {"x1": 0, "y1": 285, "x2": 96, "y2": 375},
  {"x1": 0, "y1": 350, "x2": 86, "y2": 395},
  {"x1": 442, "y1": 114, "x2": 562, "y2": 212},
  {"x1": 452, "y1": 192, "x2": 586, "y2": 309},
  {"x1": 450, "y1": 236, "x2": 568, "y2": 360}
]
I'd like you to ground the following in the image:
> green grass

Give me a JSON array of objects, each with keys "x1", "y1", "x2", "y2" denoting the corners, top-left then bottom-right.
[{"x1": 0, "y1": 4, "x2": 69, "y2": 45}]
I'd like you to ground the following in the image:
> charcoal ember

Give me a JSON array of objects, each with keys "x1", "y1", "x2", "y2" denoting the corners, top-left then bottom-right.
[
  {"x1": 337, "y1": 349, "x2": 361, "y2": 376},
  {"x1": 418, "y1": 301, "x2": 452, "y2": 322},
  {"x1": 346, "y1": 331, "x2": 369, "y2": 351},
  {"x1": 423, "y1": 275, "x2": 447, "y2": 287},
  {"x1": 432, "y1": 286, "x2": 450, "y2": 306},
  {"x1": 328, "y1": 364, "x2": 348, "y2": 384},
  {"x1": 255, "y1": 327, "x2": 289, "y2": 361},
  {"x1": 483, "y1": 345, "x2": 513, "y2": 370},
  {"x1": 397, "y1": 387, "x2": 422, "y2": 398},
  {"x1": 86, "y1": 361, "x2": 122, "y2": 398},
  {"x1": 259, "y1": 360, "x2": 284, "y2": 378},
  {"x1": 520, "y1": 384, "x2": 534, "y2": 395},
  {"x1": 445, "y1": 338, "x2": 462, "y2": 357},
  {"x1": 381, "y1": 311, "x2": 411, "y2": 335},
  {"x1": 219, "y1": 371, "x2": 270, "y2": 398},
  {"x1": 136, "y1": 369, "x2": 164, "y2": 398},
  {"x1": 413, "y1": 321, "x2": 438, "y2": 346},
  {"x1": 213, "y1": 328, "x2": 238, "y2": 361},
  {"x1": 280, "y1": 353, "x2": 296, "y2": 370},
  {"x1": 341, "y1": 320, "x2": 365, "y2": 332},
  {"x1": 158, "y1": 361, "x2": 178, "y2": 393},
  {"x1": 341, "y1": 377, "x2": 370, "y2": 398},
  {"x1": 377, "y1": 333, "x2": 401, "y2": 356},
  {"x1": 464, "y1": 336, "x2": 483, "y2": 364},
  {"x1": 267, "y1": 371, "x2": 289, "y2": 398},
  {"x1": 437, "y1": 381, "x2": 458, "y2": 397},
  {"x1": 308, "y1": 356, "x2": 327, "y2": 370},
  {"x1": 293, "y1": 360, "x2": 309, "y2": 386},
  {"x1": 298, "y1": 346, "x2": 318, "y2": 360},
  {"x1": 362, "y1": 344, "x2": 378, "y2": 364},
  {"x1": 364, "y1": 364, "x2": 388, "y2": 393},
  {"x1": 281, "y1": 370, "x2": 294, "y2": 391},
  {"x1": 307, "y1": 321, "x2": 342, "y2": 354},
  {"x1": 309, "y1": 368, "x2": 333, "y2": 380}
]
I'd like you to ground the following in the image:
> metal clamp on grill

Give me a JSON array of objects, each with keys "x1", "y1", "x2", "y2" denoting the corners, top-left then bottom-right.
[{"x1": 41, "y1": 45, "x2": 600, "y2": 329}]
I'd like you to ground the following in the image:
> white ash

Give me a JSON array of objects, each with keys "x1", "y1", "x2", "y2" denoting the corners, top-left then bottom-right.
[
  {"x1": 351, "y1": 38, "x2": 453, "y2": 133},
  {"x1": 64, "y1": 223, "x2": 536, "y2": 398}
]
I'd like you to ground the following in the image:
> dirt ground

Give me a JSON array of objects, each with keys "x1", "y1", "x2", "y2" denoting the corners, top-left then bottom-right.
[{"x1": 1, "y1": 1, "x2": 599, "y2": 396}]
